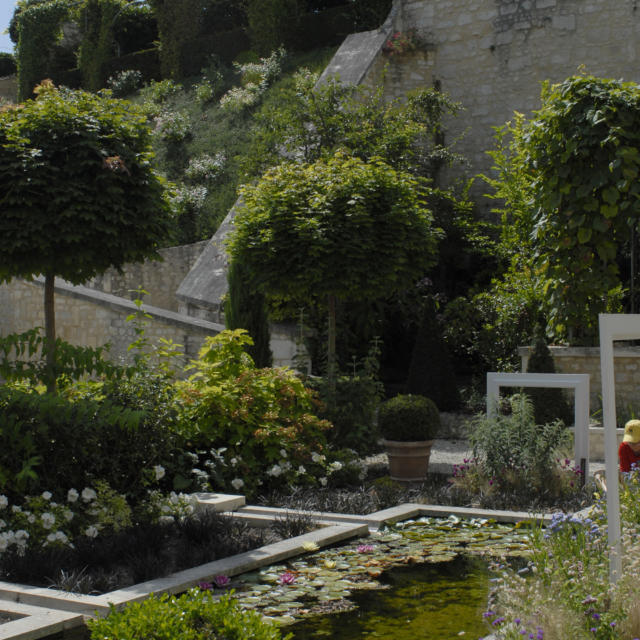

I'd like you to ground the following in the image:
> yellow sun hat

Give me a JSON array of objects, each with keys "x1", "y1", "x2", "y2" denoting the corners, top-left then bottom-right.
[{"x1": 623, "y1": 419, "x2": 640, "y2": 443}]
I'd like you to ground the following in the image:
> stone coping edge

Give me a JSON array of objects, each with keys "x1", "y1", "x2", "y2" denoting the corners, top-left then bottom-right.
[{"x1": 0, "y1": 601, "x2": 83, "y2": 640}]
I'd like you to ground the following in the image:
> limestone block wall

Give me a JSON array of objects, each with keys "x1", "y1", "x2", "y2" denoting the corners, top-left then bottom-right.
[
  {"x1": 87, "y1": 240, "x2": 208, "y2": 312},
  {"x1": 0, "y1": 278, "x2": 223, "y2": 367},
  {"x1": 0, "y1": 75, "x2": 17, "y2": 103},
  {"x1": 367, "y1": 0, "x2": 640, "y2": 207},
  {"x1": 519, "y1": 345, "x2": 640, "y2": 418}
]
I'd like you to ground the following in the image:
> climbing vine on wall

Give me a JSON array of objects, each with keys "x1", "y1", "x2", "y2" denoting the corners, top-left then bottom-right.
[
  {"x1": 16, "y1": 0, "x2": 73, "y2": 100},
  {"x1": 77, "y1": 0, "x2": 127, "y2": 91}
]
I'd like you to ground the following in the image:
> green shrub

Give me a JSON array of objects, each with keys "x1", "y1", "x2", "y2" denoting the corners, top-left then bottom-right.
[
  {"x1": 406, "y1": 298, "x2": 460, "y2": 411},
  {"x1": 0, "y1": 53, "x2": 17, "y2": 77},
  {"x1": 469, "y1": 393, "x2": 571, "y2": 491},
  {"x1": 378, "y1": 394, "x2": 440, "y2": 441},
  {"x1": 106, "y1": 69, "x2": 143, "y2": 97},
  {"x1": 0, "y1": 372, "x2": 188, "y2": 503},
  {"x1": 140, "y1": 78, "x2": 183, "y2": 104},
  {"x1": 525, "y1": 327, "x2": 573, "y2": 426},
  {"x1": 88, "y1": 589, "x2": 291, "y2": 640},
  {"x1": 176, "y1": 330, "x2": 332, "y2": 497}
]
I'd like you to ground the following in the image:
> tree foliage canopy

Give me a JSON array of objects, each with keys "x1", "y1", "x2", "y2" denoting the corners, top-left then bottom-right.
[
  {"x1": 0, "y1": 82, "x2": 171, "y2": 285},
  {"x1": 229, "y1": 152, "x2": 439, "y2": 307},
  {"x1": 525, "y1": 75, "x2": 640, "y2": 341}
]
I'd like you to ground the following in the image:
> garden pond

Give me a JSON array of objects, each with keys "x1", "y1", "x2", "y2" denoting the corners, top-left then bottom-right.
[{"x1": 218, "y1": 516, "x2": 533, "y2": 637}]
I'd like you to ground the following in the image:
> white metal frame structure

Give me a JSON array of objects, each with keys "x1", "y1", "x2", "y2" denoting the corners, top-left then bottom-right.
[
  {"x1": 486, "y1": 371, "x2": 591, "y2": 479},
  {"x1": 598, "y1": 313, "x2": 640, "y2": 582}
]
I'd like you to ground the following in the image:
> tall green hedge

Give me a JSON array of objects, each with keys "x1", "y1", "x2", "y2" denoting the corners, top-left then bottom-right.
[{"x1": 16, "y1": 0, "x2": 73, "y2": 100}]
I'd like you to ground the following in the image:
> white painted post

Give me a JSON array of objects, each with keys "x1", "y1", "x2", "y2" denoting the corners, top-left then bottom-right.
[
  {"x1": 597, "y1": 314, "x2": 640, "y2": 583},
  {"x1": 486, "y1": 372, "x2": 590, "y2": 478}
]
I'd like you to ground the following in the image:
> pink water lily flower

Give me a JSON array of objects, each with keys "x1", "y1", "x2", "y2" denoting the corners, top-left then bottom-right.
[{"x1": 279, "y1": 572, "x2": 297, "y2": 585}]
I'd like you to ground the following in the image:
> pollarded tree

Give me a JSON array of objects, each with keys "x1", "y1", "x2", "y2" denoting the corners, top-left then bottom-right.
[
  {"x1": 524, "y1": 75, "x2": 640, "y2": 343},
  {"x1": 0, "y1": 81, "x2": 171, "y2": 390},
  {"x1": 228, "y1": 152, "x2": 440, "y2": 385}
]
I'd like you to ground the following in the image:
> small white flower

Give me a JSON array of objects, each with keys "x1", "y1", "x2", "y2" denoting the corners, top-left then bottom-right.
[
  {"x1": 27, "y1": 514, "x2": 35, "y2": 524},
  {"x1": 14, "y1": 530, "x2": 28, "y2": 541},
  {"x1": 11, "y1": 505, "x2": 21, "y2": 513},
  {"x1": 298, "y1": 465, "x2": 306, "y2": 474},
  {"x1": 267, "y1": 464, "x2": 282, "y2": 477},
  {"x1": 312, "y1": 452, "x2": 325, "y2": 463},
  {"x1": 0, "y1": 520, "x2": 5, "y2": 529},
  {"x1": 67, "y1": 489, "x2": 79, "y2": 503},
  {"x1": 55, "y1": 531, "x2": 69, "y2": 544},
  {"x1": 319, "y1": 477, "x2": 327, "y2": 487},
  {"x1": 169, "y1": 492, "x2": 179, "y2": 505},
  {"x1": 0, "y1": 496, "x2": 7, "y2": 509},
  {"x1": 159, "y1": 515, "x2": 175, "y2": 524},
  {"x1": 41, "y1": 513, "x2": 55, "y2": 529},
  {"x1": 64, "y1": 509, "x2": 74, "y2": 521},
  {"x1": 153, "y1": 465, "x2": 166, "y2": 481},
  {"x1": 231, "y1": 478, "x2": 244, "y2": 491},
  {"x1": 41, "y1": 491, "x2": 52, "y2": 501},
  {"x1": 280, "y1": 449, "x2": 288, "y2": 458},
  {"x1": 84, "y1": 526, "x2": 99, "y2": 539},
  {"x1": 81, "y1": 488, "x2": 97, "y2": 503},
  {"x1": 230, "y1": 457, "x2": 238, "y2": 466}
]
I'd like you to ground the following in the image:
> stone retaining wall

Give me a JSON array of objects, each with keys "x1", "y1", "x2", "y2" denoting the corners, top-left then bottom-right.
[
  {"x1": 365, "y1": 0, "x2": 640, "y2": 210},
  {"x1": 519, "y1": 345, "x2": 640, "y2": 418},
  {"x1": 0, "y1": 277, "x2": 223, "y2": 367}
]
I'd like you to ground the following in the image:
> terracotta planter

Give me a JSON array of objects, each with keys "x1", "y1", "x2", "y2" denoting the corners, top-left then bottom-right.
[{"x1": 383, "y1": 439, "x2": 434, "y2": 481}]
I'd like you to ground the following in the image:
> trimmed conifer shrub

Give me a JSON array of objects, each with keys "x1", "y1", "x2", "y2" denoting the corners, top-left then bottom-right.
[
  {"x1": 225, "y1": 259, "x2": 273, "y2": 368},
  {"x1": 405, "y1": 298, "x2": 460, "y2": 411},
  {"x1": 526, "y1": 327, "x2": 573, "y2": 426}
]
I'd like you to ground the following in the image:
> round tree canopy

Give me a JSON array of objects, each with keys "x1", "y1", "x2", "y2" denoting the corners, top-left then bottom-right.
[
  {"x1": 229, "y1": 152, "x2": 440, "y2": 305},
  {"x1": 0, "y1": 82, "x2": 171, "y2": 284}
]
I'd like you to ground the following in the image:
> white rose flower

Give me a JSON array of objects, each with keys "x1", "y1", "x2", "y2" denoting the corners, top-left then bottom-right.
[
  {"x1": 27, "y1": 514, "x2": 35, "y2": 524},
  {"x1": 319, "y1": 477, "x2": 327, "y2": 487},
  {"x1": 280, "y1": 449, "x2": 287, "y2": 458},
  {"x1": 55, "y1": 531, "x2": 69, "y2": 544},
  {"x1": 64, "y1": 509, "x2": 74, "y2": 521},
  {"x1": 231, "y1": 478, "x2": 244, "y2": 490},
  {"x1": 41, "y1": 491, "x2": 52, "y2": 501},
  {"x1": 81, "y1": 488, "x2": 97, "y2": 502},
  {"x1": 298, "y1": 465, "x2": 306, "y2": 474},
  {"x1": 46, "y1": 533, "x2": 57, "y2": 544},
  {"x1": 41, "y1": 512, "x2": 55, "y2": 529},
  {"x1": 11, "y1": 505, "x2": 21, "y2": 513},
  {"x1": 14, "y1": 530, "x2": 28, "y2": 541},
  {"x1": 0, "y1": 520, "x2": 5, "y2": 529},
  {"x1": 67, "y1": 489, "x2": 79, "y2": 503},
  {"x1": 267, "y1": 464, "x2": 282, "y2": 477},
  {"x1": 153, "y1": 465, "x2": 166, "y2": 481},
  {"x1": 0, "y1": 495, "x2": 8, "y2": 509},
  {"x1": 84, "y1": 525, "x2": 99, "y2": 538},
  {"x1": 311, "y1": 452, "x2": 325, "y2": 463},
  {"x1": 159, "y1": 515, "x2": 175, "y2": 524},
  {"x1": 230, "y1": 457, "x2": 238, "y2": 466},
  {"x1": 329, "y1": 461, "x2": 343, "y2": 472}
]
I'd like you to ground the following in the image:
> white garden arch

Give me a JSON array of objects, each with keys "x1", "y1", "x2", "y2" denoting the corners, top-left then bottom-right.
[{"x1": 486, "y1": 372, "x2": 590, "y2": 479}]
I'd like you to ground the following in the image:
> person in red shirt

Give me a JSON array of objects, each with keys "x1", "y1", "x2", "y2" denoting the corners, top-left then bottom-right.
[{"x1": 619, "y1": 419, "x2": 640, "y2": 473}]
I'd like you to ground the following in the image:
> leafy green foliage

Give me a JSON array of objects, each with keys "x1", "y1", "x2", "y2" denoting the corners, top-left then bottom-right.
[
  {"x1": 247, "y1": 0, "x2": 305, "y2": 55},
  {"x1": 0, "y1": 328, "x2": 117, "y2": 388},
  {"x1": 14, "y1": 0, "x2": 73, "y2": 100},
  {"x1": 87, "y1": 589, "x2": 291, "y2": 640},
  {"x1": 177, "y1": 330, "x2": 332, "y2": 496},
  {"x1": 0, "y1": 83, "x2": 170, "y2": 285},
  {"x1": 469, "y1": 394, "x2": 571, "y2": 492},
  {"x1": 0, "y1": 53, "x2": 17, "y2": 77},
  {"x1": 225, "y1": 259, "x2": 273, "y2": 368},
  {"x1": 378, "y1": 393, "x2": 441, "y2": 441},
  {"x1": 231, "y1": 152, "x2": 438, "y2": 307},
  {"x1": 498, "y1": 75, "x2": 640, "y2": 343},
  {"x1": 245, "y1": 70, "x2": 462, "y2": 180}
]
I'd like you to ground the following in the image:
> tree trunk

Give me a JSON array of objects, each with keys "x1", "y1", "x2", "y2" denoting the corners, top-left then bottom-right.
[
  {"x1": 327, "y1": 294, "x2": 336, "y2": 395},
  {"x1": 44, "y1": 272, "x2": 56, "y2": 393}
]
